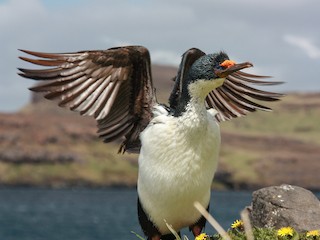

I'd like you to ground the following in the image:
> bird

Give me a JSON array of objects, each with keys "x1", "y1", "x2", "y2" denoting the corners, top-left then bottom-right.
[{"x1": 18, "y1": 46, "x2": 282, "y2": 240}]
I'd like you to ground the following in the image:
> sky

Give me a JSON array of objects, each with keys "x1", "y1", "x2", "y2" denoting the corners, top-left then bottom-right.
[{"x1": 1, "y1": 0, "x2": 320, "y2": 112}]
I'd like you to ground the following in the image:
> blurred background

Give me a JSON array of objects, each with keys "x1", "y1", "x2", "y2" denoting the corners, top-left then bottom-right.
[{"x1": 0, "y1": 0, "x2": 319, "y2": 239}]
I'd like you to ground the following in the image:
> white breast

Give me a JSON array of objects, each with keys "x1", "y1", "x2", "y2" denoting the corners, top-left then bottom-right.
[{"x1": 137, "y1": 105, "x2": 220, "y2": 234}]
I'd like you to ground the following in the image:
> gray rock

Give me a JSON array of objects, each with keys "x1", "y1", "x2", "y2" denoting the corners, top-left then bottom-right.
[{"x1": 251, "y1": 184, "x2": 320, "y2": 232}]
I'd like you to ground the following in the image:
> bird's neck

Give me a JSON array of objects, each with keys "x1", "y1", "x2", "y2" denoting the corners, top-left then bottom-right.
[
  {"x1": 178, "y1": 97, "x2": 208, "y2": 131},
  {"x1": 177, "y1": 82, "x2": 213, "y2": 130},
  {"x1": 175, "y1": 78, "x2": 224, "y2": 118}
]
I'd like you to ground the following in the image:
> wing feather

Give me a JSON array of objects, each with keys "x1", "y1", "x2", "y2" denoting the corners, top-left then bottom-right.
[
  {"x1": 206, "y1": 70, "x2": 283, "y2": 121},
  {"x1": 18, "y1": 46, "x2": 156, "y2": 152}
]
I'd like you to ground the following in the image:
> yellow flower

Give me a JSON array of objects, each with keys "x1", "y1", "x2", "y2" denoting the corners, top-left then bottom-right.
[
  {"x1": 231, "y1": 219, "x2": 244, "y2": 229},
  {"x1": 277, "y1": 227, "x2": 294, "y2": 237},
  {"x1": 195, "y1": 233, "x2": 208, "y2": 240},
  {"x1": 306, "y1": 230, "x2": 320, "y2": 237}
]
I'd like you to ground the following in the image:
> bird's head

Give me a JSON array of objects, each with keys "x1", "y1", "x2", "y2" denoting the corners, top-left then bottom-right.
[
  {"x1": 188, "y1": 51, "x2": 253, "y2": 84},
  {"x1": 185, "y1": 51, "x2": 253, "y2": 99}
]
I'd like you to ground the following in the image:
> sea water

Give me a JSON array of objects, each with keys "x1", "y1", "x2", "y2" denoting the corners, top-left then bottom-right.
[{"x1": 0, "y1": 188, "x2": 318, "y2": 240}]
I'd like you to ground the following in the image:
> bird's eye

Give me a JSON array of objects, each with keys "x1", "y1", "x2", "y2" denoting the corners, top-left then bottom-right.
[{"x1": 215, "y1": 64, "x2": 224, "y2": 71}]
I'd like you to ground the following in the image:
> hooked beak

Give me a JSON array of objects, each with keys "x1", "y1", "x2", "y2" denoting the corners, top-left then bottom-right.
[{"x1": 215, "y1": 62, "x2": 253, "y2": 78}]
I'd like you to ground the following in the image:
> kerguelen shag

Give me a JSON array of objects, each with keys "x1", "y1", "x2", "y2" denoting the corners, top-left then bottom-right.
[{"x1": 18, "y1": 46, "x2": 283, "y2": 240}]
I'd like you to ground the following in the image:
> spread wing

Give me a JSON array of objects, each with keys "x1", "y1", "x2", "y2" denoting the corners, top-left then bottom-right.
[
  {"x1": 206, "y1": 72, "x2": 283, "y2": 121},
  {"x1": 18, "y1": 46, "x2": 156, "y2": 153}
]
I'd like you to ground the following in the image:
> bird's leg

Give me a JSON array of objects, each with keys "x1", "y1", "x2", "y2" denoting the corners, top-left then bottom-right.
[
  {"x1": 149, "y1": 235, "x2": 161, "y2": 240},
  {"x1": 190, "y1": 225, "x2": 203, "y2": 237},
  {"x1": 189, "y1": 204, "x2": 209, "y2": 237}
]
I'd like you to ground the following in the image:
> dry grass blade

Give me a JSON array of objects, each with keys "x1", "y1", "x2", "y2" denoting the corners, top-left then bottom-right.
[
  {"x1": 194, "y1": 201, "x2": 231, "y2": 240},
  {"x1": 165, "y1": 219, "x2": 182, "y2": 240},
  {"x1": 131, "y1": 231, "x2": 145, "y2": 240},
  {"x1": 240, "y1": 208, "x2": 254, "y2": 240}
]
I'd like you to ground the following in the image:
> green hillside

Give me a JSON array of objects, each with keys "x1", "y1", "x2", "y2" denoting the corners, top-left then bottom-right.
[{"x1": 218, "y1": 93, "x2": 320, "y2": 189}]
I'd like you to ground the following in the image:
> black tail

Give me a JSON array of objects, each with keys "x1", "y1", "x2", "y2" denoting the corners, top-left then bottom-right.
[{"x1": 138, "y1": 197, "x2": 181, "y2": 240}]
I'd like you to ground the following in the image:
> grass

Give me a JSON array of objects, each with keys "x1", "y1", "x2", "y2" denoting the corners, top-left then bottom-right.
[
  {"x1": 221, "y1": 97, "x2": 320, "y2": 143},
  {"x1": 208, "y1": 228, "x2": 320, "y2": 240},
  {"x1": 133, "y1": 228, "x2": 320, "y2": 240},
  {"x1": 0, "y1": 141, "x2": 138, "y2": 188},
  {"x1": 0, "y1": 158, "x2": 137, "y2": 188},
  {"x1": 214, "y1": 93, "x2": 320, "y2": 188},
  {"x1": 210, "y1": 228, "x2": 277, "y2": 240},
  {"x1": 219, "y1": 147, "x2": 260, "y2": 184}
]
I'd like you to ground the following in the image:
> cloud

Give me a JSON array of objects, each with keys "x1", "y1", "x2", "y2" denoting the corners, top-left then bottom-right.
[
  {"x1": 1, "y1": 0, "x2": 320, "y2": 111},
  {"x1": 284, "y1": 35, "x2": 320, "y2": 59},
  {"x1": 151, "y1": 50, "x2": 181, "y2": 66}
]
